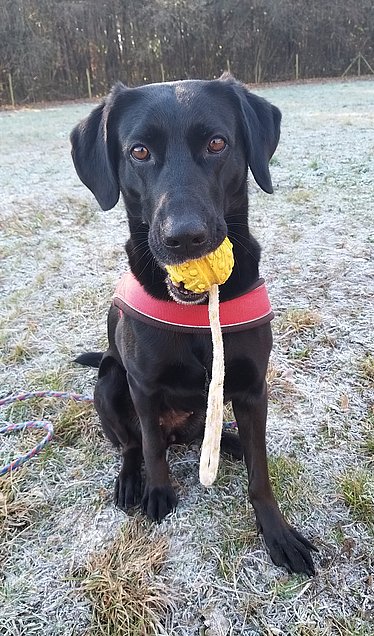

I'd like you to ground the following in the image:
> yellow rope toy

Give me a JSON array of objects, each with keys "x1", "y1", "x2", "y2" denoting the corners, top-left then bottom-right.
[{"x1": 165, "y1": 237, "x2": 234, "y2": 486}]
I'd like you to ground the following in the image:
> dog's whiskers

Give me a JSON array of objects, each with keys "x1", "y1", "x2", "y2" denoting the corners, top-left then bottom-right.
[
  {"x1": 137, "y1": 254, "x2": 158, "y2": 279},
  {"x1": 228, "y1": 231, "x2": 258, "y2": 261},
  {"x1": 131, "y1": 241, "x2": 150, "y2": 254}
]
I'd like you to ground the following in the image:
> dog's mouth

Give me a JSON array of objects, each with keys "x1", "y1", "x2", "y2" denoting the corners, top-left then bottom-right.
[{"x1": 166, "y1": 276, "x2": 208, "y2": 304}]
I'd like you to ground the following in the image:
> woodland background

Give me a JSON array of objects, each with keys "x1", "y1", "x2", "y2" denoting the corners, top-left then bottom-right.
[{"x1": 0, "y1": 0, "x2": 373, "y2": 104}]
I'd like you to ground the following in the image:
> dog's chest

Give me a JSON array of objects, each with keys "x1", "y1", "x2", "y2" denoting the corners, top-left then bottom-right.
[{"x1": 158, "y1": 360, "x2": 208, "y2": 412}]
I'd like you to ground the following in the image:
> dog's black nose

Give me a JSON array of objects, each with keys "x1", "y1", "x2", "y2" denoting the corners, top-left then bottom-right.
[{"x1": 162, "y1": 220, "x2": 208, "y2": 255}]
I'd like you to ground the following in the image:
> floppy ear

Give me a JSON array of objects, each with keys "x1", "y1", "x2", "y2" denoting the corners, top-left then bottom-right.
[
  {"x1": 243, "y1": 91, "x2": 281, "y2": 193},
  {"x1": 227, "y1": 78, "x2": 281, "y2": 194},
  {"x1": 70, "y1": 82, "x2": 127, "y2": 211}
]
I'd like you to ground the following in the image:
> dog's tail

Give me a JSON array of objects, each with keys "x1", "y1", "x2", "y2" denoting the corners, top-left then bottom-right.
[{"x1": 74, "y1": 352, "x2": 103, "y2": 368}]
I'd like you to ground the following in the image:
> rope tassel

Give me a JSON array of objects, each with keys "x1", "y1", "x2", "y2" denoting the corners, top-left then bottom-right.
[{"x1": 199, "y1": 284, "x2": 225, "y2": 486}]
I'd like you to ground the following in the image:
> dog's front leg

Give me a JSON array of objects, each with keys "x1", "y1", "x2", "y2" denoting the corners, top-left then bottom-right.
[
  {"x1": 127, "y1": 375, "x2": 177, "y2": 522},
  {"x1": 232, "y1": 386, "x2": 316, "y2": 576}
]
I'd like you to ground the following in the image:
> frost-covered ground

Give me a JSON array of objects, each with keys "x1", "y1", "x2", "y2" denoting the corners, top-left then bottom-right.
[{"x1": 0, "y1": 79, "x2": 373, "y2": 635}]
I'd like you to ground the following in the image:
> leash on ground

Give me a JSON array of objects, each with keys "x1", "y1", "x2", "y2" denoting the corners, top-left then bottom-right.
[
  {"x1": 0, "y1": 390, "x2": 237, "y2": 476},
  {"x1": 0, "y1": 391, "x2": 93, "y2": 476}
]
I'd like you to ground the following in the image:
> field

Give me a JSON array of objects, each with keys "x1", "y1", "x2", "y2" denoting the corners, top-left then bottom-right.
[{"x1": 0, "y1": 79, "x2": 373, "y2": 635}]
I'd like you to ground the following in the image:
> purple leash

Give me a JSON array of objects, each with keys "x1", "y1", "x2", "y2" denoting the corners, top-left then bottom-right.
[{"x1": 0, "y1": 391, "x2": 93, "y2": 476}]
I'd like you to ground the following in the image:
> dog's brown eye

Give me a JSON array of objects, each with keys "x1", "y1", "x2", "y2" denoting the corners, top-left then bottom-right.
[
  {"x1": 208, "y1": 137, "x2": 226, "y2": 153},
  {"x1": 131, "y1": 145, "x2": 150, "y2": 161}
]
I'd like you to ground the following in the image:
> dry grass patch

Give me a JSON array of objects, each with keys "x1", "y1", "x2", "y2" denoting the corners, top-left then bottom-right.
[
  {"x1": 223, "y1": 402, "x2": 234, "y2": 422},
  {"x1": 286, "y1": 188, "x2": 314, "y2": 204},
  {"x1": 2, "y1": 321, "x2": 40, "y2": 365},
  {"x1": 77, "y1": 205, "x2": 100, "y2": 227},
  {"x1": 270, "y1": 155, "x2": 281, "y2": 166},
  {"x1": 0, "y1": 470, "x2": 44, "y2": 561},
  {"x1": 329, "y1": 616, "x2": 370, "y2": 636},
  {"x1": 359, "y1": 353, "x2": 374, "y2": 384},
  {"x1": 308, "y1": 159, "x2": 320, "y2": 170},
  {"x1": 0, "y1": 471, "x2": 29, "y2": 538},
  {"x1": 26, "y1": 367, "x2": 77, "y2": 391},
  {"x1": 277, "y1": 309, "x2": 322, "y2": 336},
  {"x1": 339, "y1": 468, "x2": 374, "y2": 524},
  {"x1": 363, "y1": 435, "x2": 374, "y2": 458},
  {"x1": 65, "y1": 286, "x2": 109, "y2": 315},
  {"x1": 272, "y1": 575, "x2": 313, "y2": 602},
  {"x1": 54, "y1": 400, "x2": 97, "y2": 446},
  {"x1": 0, "y1": 208, "x2": 49, "y2": 237},
  {"x1": 268, "y1": 455, "x2": 311, "y2": 517},
  {"x1": 6, "y1": 341, "x2": 35, "y2": 365},
  {"x1": 267, "y1": 360, "x2": 297, "y2": 407},
  {"x1": 64, "y1": 195, "x2": 100, "y2": 225},
  {"x1": 75, "y1": 521, "x2": 172, "y2": 635},
  {"x1": 361, "y1": 408, "x2": 374, "y2": 460}
]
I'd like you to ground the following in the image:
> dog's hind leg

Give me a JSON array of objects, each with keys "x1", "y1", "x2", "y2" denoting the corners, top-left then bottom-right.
[
  {"x1": 220, "y1": 430, "x2": 243, "y2": 459},
  {"x1": 94, "y1": 355, "x2": 143, "y2": 510}
]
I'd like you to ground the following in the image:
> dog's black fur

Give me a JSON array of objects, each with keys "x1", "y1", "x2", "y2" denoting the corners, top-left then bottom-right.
[{"x1": 71, "y1": 75, "x2": 317, "y2": 575}]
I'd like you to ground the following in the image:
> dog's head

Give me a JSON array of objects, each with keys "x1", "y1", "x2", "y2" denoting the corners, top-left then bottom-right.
[{"x1": 71, "y1": 76, "x2": 281, "y2": 301}]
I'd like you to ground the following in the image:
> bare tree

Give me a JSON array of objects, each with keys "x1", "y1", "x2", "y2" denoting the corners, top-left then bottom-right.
[{"x1": 0, "y1": 0, "x2": 372, "y2": 104}]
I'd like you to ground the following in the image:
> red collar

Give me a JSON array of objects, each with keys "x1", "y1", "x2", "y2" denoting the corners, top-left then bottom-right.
[{"x1": 113, "y1": 272, "x2": 273, "y2": 333}]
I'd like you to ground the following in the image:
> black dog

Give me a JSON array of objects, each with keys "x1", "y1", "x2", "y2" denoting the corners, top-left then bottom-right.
[{"x1": 71, "y1": 75, "x2": 316, "y2": 575}]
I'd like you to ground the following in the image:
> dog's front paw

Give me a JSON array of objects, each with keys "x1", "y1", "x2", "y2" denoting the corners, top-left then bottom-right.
[
  {"x1": 262, "y1": 520, "x2": 317, "y2": 576},
  {"x1": 142, "y1": 483, "x2": 177, "y2": 522},
  {"x1": 114, "y1": 469, "x2": 142, "y2": 511}
]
